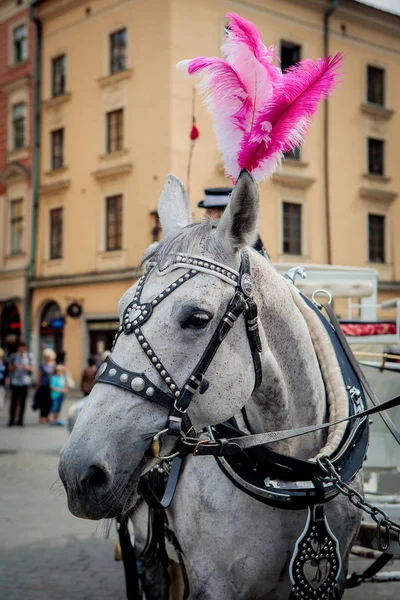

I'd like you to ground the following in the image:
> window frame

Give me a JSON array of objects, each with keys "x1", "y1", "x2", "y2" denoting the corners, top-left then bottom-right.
[
  {"x1": 368, "y1": 137, "x2": 384, "y2": 176},
  {"x1": 12, "y1": 23, "x2": 28, "y2": 65},
  {"x1": 9, "y1": 198, "x2": 24, "y2": 255},
  {"x1": 280, "y1": 40, "x2": 302, "y2": 73},
  {"x1": 51, "y1": 54, "x2": 66, "y2": 97},
  {"x1": 366, "y1": 65, "x2": 385, "y2": 107},
  {"x1": 51, "y1": 128, "x2": 64, "y2": 170},
  {"x1": 368, "y1": 213, "x2": 385, "y2": 263},
  {"x1": 106, "y1": 108, "x2": 124, "y2": 154},
  {"x1": 283, "y1": 146, "x2": 301, "y2": 161},
  {"x1": 105, "y1": 194, "x2": 123, "y2": 252},
  {"x1": 109, "y1": 28, "x2": 127, "y2": 75},
  {"x1": 49, "y1": 207, "x2": 63, "y2": 260},
  {"x1": 282, "y1": 201, "x2": 302, "y2": 256},
  {"x1": 12, "y1": 102, "x2": 26, "y2": 149}
]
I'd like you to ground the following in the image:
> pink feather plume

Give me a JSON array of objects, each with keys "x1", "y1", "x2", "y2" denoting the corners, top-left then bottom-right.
[
  {"x1": 238, "y1": 54, "x2": 343, "y2": 179},
  {"x1": 178, "y1": 13, "x2": 343, "y2": 183}
]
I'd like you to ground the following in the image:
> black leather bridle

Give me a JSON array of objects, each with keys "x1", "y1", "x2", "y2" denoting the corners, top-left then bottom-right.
[{"x1": 95, "y1": 251, "x2": 262, "y2": 439}]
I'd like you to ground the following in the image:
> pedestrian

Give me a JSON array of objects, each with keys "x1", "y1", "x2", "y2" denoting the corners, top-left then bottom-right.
[
  {"x1": 0, "y1": 347, "x2": 9, "y2": 411},
  {"x1": 49, "y1": 364, "x2": 68, "y2": 424},
  {"x1": 33, "y1": 348, "x2": 56, "y2": 423},
  {"x1": 198, "y1": 187, "x2": 268, "y2": 256},
  {"x1": 8, "y1": 341, "x2": 35, "y2": 427},
  {"x1": 80, "y1": 357, "x2": 97, "y2": 396}
]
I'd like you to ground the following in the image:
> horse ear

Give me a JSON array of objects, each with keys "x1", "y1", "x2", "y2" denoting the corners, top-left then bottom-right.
[
  {"x1": 215, "y1": 170, "x2": 259, "y2": 251},
  {"x1": 158, "y1": 173, "x2": 192, "y2": 238}
]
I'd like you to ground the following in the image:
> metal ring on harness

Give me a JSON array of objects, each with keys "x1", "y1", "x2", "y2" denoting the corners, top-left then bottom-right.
[
  {"x1": 376, "y1": 518, "x2": 391, "y2": 551},
  {"x1": 312, "y1": 288, "x2": 332, "y2": 308},
  {"x1": 151, "y1": 428, "x2": 187, "y2": 460}
]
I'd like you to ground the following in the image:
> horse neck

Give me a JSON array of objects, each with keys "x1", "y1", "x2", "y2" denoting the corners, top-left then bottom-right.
[{"x1": 245, "y1": 253, "x2": 327, "y2": 460}]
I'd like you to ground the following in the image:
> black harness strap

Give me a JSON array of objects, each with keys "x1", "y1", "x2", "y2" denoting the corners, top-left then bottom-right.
[
  {"x1": 346, "y1": 552, "x2": 394, "y2": 588},
  {"x1": 179, "y1": 393, "x2": 400, "y2": 456},
  {"x1": 116, "y1": 516, "x2": 142, "y2": 600}
]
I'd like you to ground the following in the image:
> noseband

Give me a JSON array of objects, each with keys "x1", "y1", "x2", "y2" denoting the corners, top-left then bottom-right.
[{"x1": 95, "y1": 251, "x2": 262, "y2": 437}]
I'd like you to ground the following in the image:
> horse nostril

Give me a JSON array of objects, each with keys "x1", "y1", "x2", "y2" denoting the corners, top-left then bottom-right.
[{"x1": 84, "y1": 465, "x2": 109, "y2": 490}]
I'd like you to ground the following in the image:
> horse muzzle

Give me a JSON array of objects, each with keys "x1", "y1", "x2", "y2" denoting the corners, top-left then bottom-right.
[{"x1": 58, "y1": 445, "x2": 142, "y2": 520}]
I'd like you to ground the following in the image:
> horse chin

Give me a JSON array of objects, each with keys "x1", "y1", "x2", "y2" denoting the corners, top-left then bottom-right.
[{"x1": 66, "y1": 488, "x2": 141, "y2": 521}]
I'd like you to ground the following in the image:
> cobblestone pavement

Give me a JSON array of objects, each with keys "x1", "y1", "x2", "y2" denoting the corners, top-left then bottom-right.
[
  {"x1": 0, "y1": 394, "x2": 126, "y2": 600},
  {"x1": 0, "y1": 393, "x2": 398, "y2": 599}
]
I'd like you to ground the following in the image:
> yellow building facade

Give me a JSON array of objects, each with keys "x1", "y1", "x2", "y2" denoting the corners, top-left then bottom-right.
[{"x1": 31, "y1": 0, "x2": 400, "y2": 381}]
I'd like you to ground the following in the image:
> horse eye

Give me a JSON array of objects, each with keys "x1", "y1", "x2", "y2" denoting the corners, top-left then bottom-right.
[{"x1": 182, "y1": 312, "x2": 211, "y2": 329}]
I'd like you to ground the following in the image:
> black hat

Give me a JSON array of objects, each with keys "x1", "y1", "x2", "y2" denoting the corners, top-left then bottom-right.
[{"x1": 198, "y1": 187, "x2": 233, "y2": 210}]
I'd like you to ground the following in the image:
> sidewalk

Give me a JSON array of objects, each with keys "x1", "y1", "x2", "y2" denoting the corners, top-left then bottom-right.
[{"x1": 0, "y1": 392, "x2": 126, "y2": 600}]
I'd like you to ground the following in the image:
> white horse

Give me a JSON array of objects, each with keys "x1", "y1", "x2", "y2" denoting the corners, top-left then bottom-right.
[{"x1": 59, "y1": 171, "x2": 362, "y2": 599}]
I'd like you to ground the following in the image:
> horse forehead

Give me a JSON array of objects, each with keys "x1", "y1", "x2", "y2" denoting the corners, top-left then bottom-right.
[{"x1": 141, "y1": 269, "x2": 230, "y2": 305}]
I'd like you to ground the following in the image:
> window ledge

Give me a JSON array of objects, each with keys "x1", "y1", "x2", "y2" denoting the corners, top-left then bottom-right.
[
  {"x1": 6, "y1": 252, "x2": 26, "y2": 259},
  {"x1": 92, "y1": 163, "x2": 133, "y2": 181},
  {"x1": 98, "y1": 148, "x2": 129, "y2": 160},
  {"x1": 363, "y1": 173, "x2": 391, "y2": 184},
  {"x1": 272, "y1": 172, "x2": 315, "y2": 189},
  {"x1": 42, "y1": 92, "x2": 72, "y2": 110},
  {"x1": 278, "y1": 254, "x2": 311, "y2": 262},
  {"x1": 45, "y1": 166, "x2": 69, "y2": 177},
  {"x1": 99, "y1": 250, "x2": 126, "y2": 259},
  {"x1": 0, "y1": 73, "x2": 31, "y2": 93},
  {"x1": 43, "y1": 258, "x2": 64, "y2": 265},
  {"x1": 7, "y1": 147, "x2": 30, "y2": 161},
  {"x1": 360, "y1": 187, "x2": 398, "y2": 202},
  {"x1": 97, "y1": 69, "x2": 133, "y2": 88},
  {"x1": 7, "y1": 59, "x2": 29, "y2": 72},
  {"x1": 361, "y1": 103, "x2": 394, "y2": 120},
  {"x1": 282, "y1": 158, "x2": 309, "y2": 168},
  {"x1": 40, "y1": 179, "x2": 70, "y2": 196}
]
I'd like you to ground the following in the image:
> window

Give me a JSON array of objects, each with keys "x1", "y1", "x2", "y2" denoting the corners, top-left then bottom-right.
[
  {"x1": 110, "y1": 28, "x2": 127, "y2": 74},
  {"x1": 49, "y1": 208, "x2": 63, "y2": 260},
  {"x1": 13, "y1": 24, "x2": 27, "y2": 64},
  {"x1": 283, "y1": 202, "x2": 301, "y2": 255},
  {"x1": 52, "y1": 55, "x2": 66, "y2": 97},
  {"x1": 106, "y1": 109, "x2": 124, "y2": 153},
  {"x1": 10, "y1": 199, "x2": 23, "y2": 254},
  {"x1": 151, "y1": 211, "x2": 161, "y2": 242},
  {"x1": 367, "y1": 66, "x2": 384, "y2": 106},
  {"x1": 283, "y1": 146, "x2": 301, "y2": 161},
  {"x1": 280, "y1": 41, "x2": 301, "y2": 72},
  {"x1": 368, "y1": 214, "x2": 385, "y2": 263},
  {"x1": 106, "y1": 195, "x2": 123, "y2": 251},
  {"x1": 51, "y1": 129, "x2": 64, "y2": 170},
  {"x1": 12, "y1": 103, "x2": 25, "y2": 149},
  {"x1": 368, "y1": 138, "x2": 384, "y2": 176}
]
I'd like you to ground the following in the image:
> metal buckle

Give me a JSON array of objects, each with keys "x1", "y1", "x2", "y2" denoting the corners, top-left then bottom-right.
[
  {"x1": 193, "y1": 440, "x2": 214, "y2": 456},
  {"x1": 173, "y1": 399, "x2": 187, "y2": 413},
  {"x1": 151, "y1": 428, "x2": 186, "y2": 460}
]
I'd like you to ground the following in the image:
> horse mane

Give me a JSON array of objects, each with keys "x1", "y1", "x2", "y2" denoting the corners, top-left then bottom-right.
[{"x1": 141, "y1": 220, "x2": 233, "y2": 270}]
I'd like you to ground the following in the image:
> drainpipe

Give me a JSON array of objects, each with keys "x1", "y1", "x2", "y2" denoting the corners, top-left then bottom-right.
[
  {"x1": 323, "y1": 0, "x2": 338, "y2": 265},
  {"x1": 25, "y1": 1, "x2": 42, "y2": 348}
]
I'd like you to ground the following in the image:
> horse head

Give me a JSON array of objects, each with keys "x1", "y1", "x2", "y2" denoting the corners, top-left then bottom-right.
[{"x1": 59, "y1": 170, "x2": 271, "y2": 520}]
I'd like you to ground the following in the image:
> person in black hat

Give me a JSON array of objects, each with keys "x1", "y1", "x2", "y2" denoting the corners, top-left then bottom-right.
[
  {"x1": 198, "y1": 187, "x2": 268, "y2": 257},
  {"x1": 198, "y1": 187, "x2": 232, "y2": 220}
]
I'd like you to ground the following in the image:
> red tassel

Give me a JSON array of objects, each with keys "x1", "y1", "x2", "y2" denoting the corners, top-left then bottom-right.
[{"x1": 190, "y1": 124, "x2": 199, "y2": 140}]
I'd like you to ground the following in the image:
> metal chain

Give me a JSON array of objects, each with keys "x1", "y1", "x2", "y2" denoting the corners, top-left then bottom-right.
[{"x1": 317, "y1": 457, "x2": 400, "y2": 551}]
